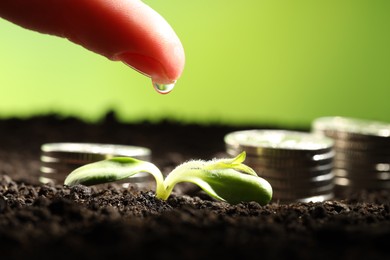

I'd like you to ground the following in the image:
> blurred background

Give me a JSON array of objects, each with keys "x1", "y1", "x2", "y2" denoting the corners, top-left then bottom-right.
[{"x1": 0, "y1": 0, "x2": 389, "y2": 129}]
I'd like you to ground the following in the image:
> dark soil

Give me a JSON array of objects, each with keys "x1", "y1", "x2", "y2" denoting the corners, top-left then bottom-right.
[{"x1": 0, "y1": 113, "x2": 389, "y2": 260}]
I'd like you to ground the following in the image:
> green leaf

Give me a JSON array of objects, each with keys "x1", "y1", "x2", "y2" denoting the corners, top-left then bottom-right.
[
  {"x1": 204, "y1": 168, "x2": 272, "y2": 205},
  {"x1": 163, "y1": 167, "x2": 272, "y2": 205},
  {"x1": 204, "y1": 152, "x2": 258, "y2": 176},
  {"x1": 64, "y1": 157, "x2": 164, "y2": 193},
  {"x1": 161, "y1": 152, "x2": 273, "y2": 205}
]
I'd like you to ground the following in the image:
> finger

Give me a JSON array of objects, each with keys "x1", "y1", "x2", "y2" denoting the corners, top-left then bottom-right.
[{"x1": 0, "y1": 0, "x2": 185, "y2": 84}]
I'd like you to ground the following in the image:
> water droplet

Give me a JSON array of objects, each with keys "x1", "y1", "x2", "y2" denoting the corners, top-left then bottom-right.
[{"x1": 153, "y1": 81, "x2": 175, "y2": 94}]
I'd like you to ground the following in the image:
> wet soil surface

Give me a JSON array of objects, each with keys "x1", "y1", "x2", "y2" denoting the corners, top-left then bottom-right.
[{"x1": 0, "y1": 114, "x2": 389, "y2": 260}]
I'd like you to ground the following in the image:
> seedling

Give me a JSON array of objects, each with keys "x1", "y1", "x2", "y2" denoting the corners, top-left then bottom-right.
[{"x1": 64, "y1": 151, "x2": 273, "y2": 205}]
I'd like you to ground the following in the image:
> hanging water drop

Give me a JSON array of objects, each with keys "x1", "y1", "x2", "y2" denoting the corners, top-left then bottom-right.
[{"x1": 153, "y1": 81, "x2": 175, "y2": 94}]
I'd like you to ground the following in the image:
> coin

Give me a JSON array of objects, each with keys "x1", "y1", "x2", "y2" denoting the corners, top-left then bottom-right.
[
  {"x1": 225, "y1": 130, "x2": 334, "y2": 157},
  {"x1": 40, "y1": 142, "x2": 152, "y2": 187},
  {"x1": 312, "y1": 116, "x2": 390, "y2": 142},
  {"x1": 333, "y1": 160, "x2": 390, "y2": 172},
  {"x1": 224, "y1": 129, "x2": 335, "y2": 203},
  {"x1": 333, "y1": 150, "x2": 390, "y2": 162},
  {"x1": 312, "y1": 116, "x2": 390, "y2": 137},
  {"x1": 334, "y1": 177, "x2": 390, "y2": 189},
  {"x1": 296, "y1": 193, "x2": 334, "y2": 203},
  {"x1": 333, "y1": 168, "x2": 390, "y2": 180},
  {"x1": 242, "y1": 154, "x2": 334, "y2": 169},
  {"x1": 311, "y1": 116, "x2": 390, "y2": 194},
  {"x1": 332, "y1": 138, "x2": 390, "y2": 151},
  {"x1": 253, "y1": 165, "x2": 333, "y2": 179},
  {"x1": 263, "y1": 173, "x2": 334, "y2": 189},
  {"x1": 41, "y1": 143, "x2": 151, "y2": 161},
  {"x1": 271, "y1": 183, "x2": 335, "y2": 201}
]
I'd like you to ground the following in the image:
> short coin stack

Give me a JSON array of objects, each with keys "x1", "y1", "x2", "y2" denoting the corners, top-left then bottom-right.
[
  {"x1": 311, "y1": 116, "x2": 390, "y2": 196},
  {"x1": 224, "y1": 129, "x2": 335, "y2": 203},
  {"x1": 40, "y1": 142, "x2": 153, "y2": 189}
]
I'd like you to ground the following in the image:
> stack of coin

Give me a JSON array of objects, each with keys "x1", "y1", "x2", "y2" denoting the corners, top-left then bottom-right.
[
  {"x1": 311, "y1": 116, "x2": 390, "y2": 196},
  {"x1": 40, "y1": 142, "x2": 153, "y2": 189},
  {"x1": 224, "y1": 130, "x2": 335, "y2": 203}
]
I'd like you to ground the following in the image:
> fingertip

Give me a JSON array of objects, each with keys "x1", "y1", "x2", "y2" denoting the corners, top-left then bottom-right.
[
  {"x1": 115, "y1": 42, "x2": 185, "y2": 85},
  {"x1": 1, "y1": 0, "x2": 185, "y2": 85}
]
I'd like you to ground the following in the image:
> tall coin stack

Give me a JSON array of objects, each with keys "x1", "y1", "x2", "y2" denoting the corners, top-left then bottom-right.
[
  {"x1": 40, "y1": 142, "x2": 153, "y2": 189},
  {"x1": 311, "y1": 116, "x2": 390, "y2": 196},
  {"x1": 224, "y1": 130, "x2": 335, "y2": 203}
]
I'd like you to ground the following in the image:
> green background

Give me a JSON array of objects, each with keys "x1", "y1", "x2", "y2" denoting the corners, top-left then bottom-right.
[{"x1": 1, "y1": 0, "x2": 389, "y2": 128}]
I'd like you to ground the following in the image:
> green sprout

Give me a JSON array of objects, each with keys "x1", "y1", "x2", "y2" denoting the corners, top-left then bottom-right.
[{"x1": 64, "y1": 151, "x2": 273, "y2": 205}]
